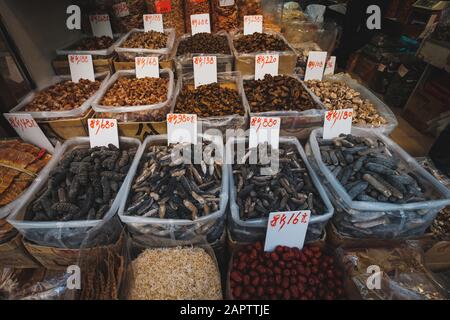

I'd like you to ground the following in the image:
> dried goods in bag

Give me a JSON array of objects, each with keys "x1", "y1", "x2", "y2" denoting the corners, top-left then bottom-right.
[
  {"x1": 211, "y1": 0, "x2": 238, "y2": 32},
  {"x1": 145, "y1": 0, "x2": 185, "y2": 36},
  {"x1": 184, "y1": 0, "x2": 212, "y2": 34},
  {"x1": 111, "y1": 0, "x2": 146, "y2": 32}
]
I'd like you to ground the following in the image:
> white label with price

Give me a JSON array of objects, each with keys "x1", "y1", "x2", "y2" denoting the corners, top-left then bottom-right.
[
  {"x1": 190, "y1": 14, "x2": 211, "y2": 35},
  {"x1": 193, "y1": 55, "x2": 217, "y2": 88},
  {"x1": 135, "y1": 56, "x2": 160, "y2": 78},
  {"x1": 88, "y1": 119, "x2": 119, "y2": 148},
  {"x1": 304, "y1": 51, "x2": 328, "y2": 81},
  {"x1": 143, "y1": 14, "x2": 164, "y2": 32},
  {"x1": 89, "y1": 14, "x2": 113, "y2": 38},
  {"x1": 324, "y1": 56, "x2": 336, "y2": 76},
  {"x1": 249, "y1": 116, "x2": 281, "y2": 150},
  {"x1": 113, "y1": 2, "x2": 130, "y2": 18},
  {"x1": 323, "y1": 108, "x2": 353, "y2": 140},
  {"x1": 167, "y1": 114, "x2": 198, "y2": 145},
  {"x1": 244, "y1": 15, "x2": 263, "y2": 35},
  {"x1": 219, "y1": 0, "x2": 234, "y2": 6},
  {"x1": 68, "y1": 54, "x2": 95, "y2": 83},
  {"x1": 255, "y1": 54, "x2": 279, "y2": 80}
]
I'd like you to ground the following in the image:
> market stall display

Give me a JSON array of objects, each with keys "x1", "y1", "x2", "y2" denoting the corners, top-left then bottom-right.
[
  {"x1": 111, "y1": 0, "x2": 146, "y2": 32},
  {"x1": 145, "y1": 0, "x2": 186, "y2": 36},
  {"x1": 184, "y1": 0, "x2": 212, "y2": 34},
  {"x1": 211, "y1": 0, "x2": 238, "y2": 32}
]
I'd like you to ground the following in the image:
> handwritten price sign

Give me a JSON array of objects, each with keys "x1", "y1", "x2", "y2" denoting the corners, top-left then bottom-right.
[
  {"x1": 68, "y1": 54, "x2": 95, "y2": 83},
  {"x1": 190, "y1": 13, "x2": 211, "y2": 35},
  {"x1": 244, "y1": 15, "x2": 263, "y2": 35},
  {"x1": 323, "y1": 108, "x2": 353, "y2": 140},
  {"x1": 135, "y1": 56, "x2": 159, "y2": 78},
  {"x1": 88, "y1": 119, "x2": 119, "y2": 148},
  {"x1": 304, "y1": 51, "x2": 328, "y2": 81},
  {"x1": 167, "y1": 113, "x2": 198, "y2": 145},
  {"x1": 143, "y1": 14, "x2": 164, "y2": 32},
  {"x1": 249, "y1": 116, "x2": 280, "y2": 150},
  {"x1": 193, "y1": 55, "x2": 217, "y2": 88},
  {"x1": 113, "y1": 2, "x2": 130, "y2": 18},
  {"x1": 89, "y1": 14, "x2": 113, "y2": 38},
  {"x1": 264, "y1": 211, "x2": 311, "y2": 252},
  {"x1": 4, "y1": 113, "x2": 54, "y2": 152},
  {"x1": 219, "y1": 0, "x2": 235, "y2": 6},
  {"x1": 324, "y1": 56, "x2": 336, "y2": 76},
  {"x1": 255, "y1": 54, "x2": 279, "y2": 80}
]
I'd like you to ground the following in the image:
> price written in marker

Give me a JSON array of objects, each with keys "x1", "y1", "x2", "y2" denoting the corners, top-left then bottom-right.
[
  {"x1": 135, "y1": 56, "x2": 159, "y2": 79},
  {"x1": 167, "y1": 113, "x2": 198, "y2": 145},
  {"x1": 304, "y1": 51, "x2": 328, "y2": 81},
  {"x1": 249, "y1": 116, "x2": 280, "y2": 150},
  {"x1": 255, "y1": 54, "x2": 279, "y2": 80},
  {"x1": 112, "y1": 2, "x2": 130, "y2": 18},
  {"x1": 89, "y1": 14, "x2": 113, "y2": 38},
  {"x1": 4, "y1": 113, "x2": 54, "y2": 152},
  {"x1": 244, "y1": 15, "x2": 263, "y2": 35},
  {"x1": 88, "y1": 119, "x2": 119, "y2": 148},
  {"x1": 143, "y1": 14, "x2": 164, "y2": 32},
  {"x1": 324, "y1": 56, "x2": 336, "y2": 76},
  {"x1": 68, "y1": 54, "x2": 95, "y2": 83},
  {"x1": 323, "y1": 108, "x2": 353, "y2": 140},
  {"x1": 264, "y1": 211, "x2": 311, "y2": 252},
  {"x1": 155, "y1": 0, "x2": 171, "y2": 13},
  {"x1": 219, "y1": 0, "x2": 235, "y2": 6},
  {"x1": 190, "y1": 13, "x2": 211, "y2": 35},
  {"x1": 193, "y1": 55, "x2": 217, "y2": 88}
]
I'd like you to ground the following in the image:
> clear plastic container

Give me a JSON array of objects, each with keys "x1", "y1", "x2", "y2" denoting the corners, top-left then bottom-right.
[
  {"x1": 56, "y1": 34, "x2": 123, "y2": 58},
  {"x1": 307, "y1": 127, "x2": 450, "y2": 239},
  {"x1": 227, "y1": 136, "x2": 334, "y2": 243},
  {"x1": 92, "y1": 69, "x2": 174, "y2": 122},
  {"x1": 118, "y1": 134, "x2": 229, "y2": 244},
  {"x1": 7, "y1": 137, "x2": 141, "y2": 249},
  {"x1": 114, "y1": 28, "x2": 176, "y2": 61},
  {"x1": 231, "y1": 31, "x2": 297, "y2": 77},
  {"x1": 10, "y1": 72, "x2": 110, "y2": 120},
  {"x1": 170, "y1": 71, "x2": 249, "y2": 132}
]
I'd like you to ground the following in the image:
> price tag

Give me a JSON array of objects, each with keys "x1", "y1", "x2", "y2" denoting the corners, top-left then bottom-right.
[
  {"x1": 112, "y1": 2, "x2": 130, "y2": 18},
  {"x1": 190, "y1": 13, "x2": 211, "y2": 35},
  {"x1": 324, "y1": 56, "x2": 336, "y2": 76},
  {"x1": 398, "y1": 64, "x2": 409, "y2": 78},
  {"x1": 249, "y1": 117, "x2": 281, "y2": 150},
  {"x1": 304, "y1": 51, "x2": 328, "y2": 81},
  {"x1": 220, "y1": 0, "x2": 235, "y2": 6},
  {"x1": 68, "y1": 54, "x2": 95, "y2": 83},
  {"x1": 323, "y1": 108, "x2": 353, "y2": 140},
  {"x1": 88, "y1": 119, "x2": 119, "y2": 148},
  {"x1": 193, "y1": 55, "x2": 217, "y2": 88},
  {"x1": 89, "y1": 14, "x2": 113, "y2": 38},
  {"x1": 143, "y1": 14, "x2": 164, "y2": 32},
  {"x1": 255, "y1": 54, "x2": 279, "y2": 80},
  {"x1": 4, "y1": 113, "x2": 54, "y2": 153},
  {"x1": 378, "y1": 64, "x2": 386, "y2": 72},
  {"x1": 167, "y1": 114, "x2": 198, "y2": 145},
  {"x1": 264, "y1": 211, "x2": 311, "y2": 252},
  {"x1": 244, "y1": 15, "x2": 263, "y2": 35},
  {"x1": 135, "y1": 57, "x2": 159, "y2": 79},
  {"x1": 155, "y1": 0, "x2": 171, "y2": 13}
]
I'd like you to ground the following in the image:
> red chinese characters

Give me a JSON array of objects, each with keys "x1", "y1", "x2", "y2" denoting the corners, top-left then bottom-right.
[
  {"x1": 270, "y1": 212, "x2": 307, "y2": 231},
  {"x1": 167, "y1": 114, "x2": 196, "y2": 125},
  {"x1": 193, "y1": 56, "x2": 215, "y2": 67},
  {"x1": 89, "y1": 119, "x2": 115, "y2": 135},
  {"x1": 251, "y1": 117, "x2": 278, "y2": 132},
  {"x1": 325, "y1": 110, "x2": 353, "y2": 128}
]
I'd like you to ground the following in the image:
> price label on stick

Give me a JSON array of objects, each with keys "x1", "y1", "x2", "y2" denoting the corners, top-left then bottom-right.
[
  {"x1": 324, "y1": 56, "x2": 336, "y2": 76},
  {"x1": 190, "y1": 13, "x2": 211, "y2": 35},
  {"x1": 167, "y1": 114, "x2": 198, "y2": 145},
  {"x1": 304, "y1": 51, "x2": 328, "y2": 81},
  {"x1": 89, "y1": 14, "x2": 113, "y2": 38},
  {"x1": 193, "y1": 55, "x2": 217, "y2": 88},
  {"x1": 135, "y1": 56, "x2": 159, "y2": 78},
  {"x1": 143, "y1": 14, "x2": 164, "y2": 32},
  {"x1": 244, "y1": 15, "x2": 263, "y2": 35},
  {"x1": 264, "y1": 211, "x2": 311, "y2": 252},
  {"x1": 323, "y1": 108, "x2": 353, "y2": 140},
  {"x1": 249, "y1": 116, "x2": 280, "y2": 150},
  {"x1": 255, "y1": 54, "x2": 279, "y2": 80},
  {"x1": 88, "y1": 119, "x2": 119, "y2": 148},
  {"x1": 4, "y1": 113, "x2": 54, "y2": 152},
  {"x1": 68, "y1": 54, "x2": 95, "y2": 83},
  {"x1": 112, "y1": 2, "x2": 130, "y2": 18},
  {"x1": 220, "y1": 0, "x2": 235, "y2": 6}
]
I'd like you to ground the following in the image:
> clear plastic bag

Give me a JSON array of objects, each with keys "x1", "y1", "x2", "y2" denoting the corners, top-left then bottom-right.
[
  {"x1": 7, "y1": 137, "x2": 141, "y2": 249},
  {"x1": 114, "y1": 28, "x2": 176, "y2": 61},
  {"x1": 211, "y1": 0, "x2": 238, "y2": 32},
  {"x1": 227, "y1": 136, "x2": 334, "y2": 243},
  {"x1": 110, "y1": 0, "x2": 146, "y2": 32},
  {"x1": 307, "y1": 127, "x2": 450, "y2": 239},
  {"x1": 184, "y1": 0, "x2": 212, "y2": 34},
  {"x1": 118, "y1": 134, "x2": 229, "y2": 244},
  {"x1": 145, "y1": 0, "x2": 186, "y2": 36},
  {"x1": 10, "y1": 72, "x2": 110, "y2": 120},
  {"x1": 92, "y1": 69, "x2": 174, "y2": 122}
]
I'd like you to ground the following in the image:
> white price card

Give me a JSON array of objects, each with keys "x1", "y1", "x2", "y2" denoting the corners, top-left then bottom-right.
[
  {"x1": 68, "y1": 54, "x2": 95, "y2": 83},
  {"x1": 304, "y1": 51, "x2": 328, "y2": 81},
  {"x1": 112, "y1": 2, "x2": 130, "y2": 18},
  {"x1": 89, "y1": 14, "x2": 113, "y2": 38},
  {"x1": 398, "y1": 64, "x2": 409, "y2": 78},
  {"x1": 378, "y1": 64, "x2": 386, "y2": 72},
  {"x1": 143, "y1": 14, "x2": 164, "y2": 32},
  {"x1": 244, "y1": 15, "x2": 263, "y2": 35},
  {"x1": 4, "y1": 113, "x2": 54, "y2": 153},
  {"x1": 190, "y1": 13, "x2": 211, "y2": 35},
  {"x1": 323, "y1": 108, "x2": 353, "y2": 140},
  {"x1": 88, "y1": 119, "x2": 119, "y2": 148},
  {"x1": 255, "y1": 54, "x2": 279, "y2": 80},
  {"x1": 220, "y1": 0, "x2": 235, "y2": 6},
  {"x1": 193, "y1": 55, "x2": 217, "y2": 88},
  {"x1": 249, "y1": 116, "x2": 280, "y2": 150},
  {"x1": 135, "y1": 56, "x2": 159, "y2": 78},
  {"x1": 154, "y1": 0, "x2": 172, "y2": 13},
  {"x1": 264, "y1": 211, "x2": 311, "y2": 252},
  {"x1": 167, "y1": 114, "x2": 198, "y2": 145},
  {"x1": 324, "y1": 56, "x2": 336, "y2": 76}
]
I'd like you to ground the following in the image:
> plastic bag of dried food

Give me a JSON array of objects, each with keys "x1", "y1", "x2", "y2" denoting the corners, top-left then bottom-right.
[
  {"x1": 110, "y1": 0, "x2": 146, "y2": 32},
  {"x1": 211, "y1": 0, "x2": 238, "y2": 32},
  {"x1": 145, "y1": 0, "x2": 186, "y2": 36},
  {"x1": 184, "y1": 0, "x2": 212, "y2": 34}
]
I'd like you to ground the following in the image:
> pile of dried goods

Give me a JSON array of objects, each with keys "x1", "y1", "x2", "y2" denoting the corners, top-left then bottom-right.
[
  {"x1": 121, "y1": 31, "x2": 168, "y2": 49},
  {"x1": 128, "y1": 247, "x2": 222, "y2": 300},
  {"x1": 70, "y1": 36, "x2": 114, "y2": 51},
  {"x1": 176, "y1": 33, "x2": 230, "y2": 56},
  {"x1": 145, "y1": 0, "x2": 185, "y2": 36},
  {"x1": 184, "y1": 0, "x2": 211, "y2": 34},
  {"x1": 306, "y1": 80, "x2": 387, "y2": 127},
  {"x1": 25, "y1": 144, "x2": 136, "y2": 222},
  {"x1": 233, "y1": 33, "x2": 289, "y2": 53},
  {"x1": 237, "y1": 0, "x2": 262, "y2": 24},
  {"x1": 244, "y1": 74, "x2": 316, "y2": 113},
  {"x1": 211, "y1": 0, "x2": 238, "y2": 31},
  {"x1": 25, "y1": 79, "x2": 101, "y2": 112},
  {"x1": 111, "y1": 0, "x2": 146, "y2": 32},
  {"x1": 430, "y1": 207, "x2": 450, "y2": 240},
  {"x1": 229, "y1": 242, "x2": 346, "y2": 300}
]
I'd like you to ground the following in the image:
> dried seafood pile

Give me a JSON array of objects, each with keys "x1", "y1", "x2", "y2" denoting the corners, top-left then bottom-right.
[
  {"x1": 121, "y1": 31, "x2": 168, "y2": 49},
  {"x1": 70, "y1": 36, "x2": 115, "y2": 51},
  {"x1": 176, "y1": 33, "x2": 230, "y2": 56},
  {"x1": 233, "y1": 33, "x2": 289, "y2": 53}
]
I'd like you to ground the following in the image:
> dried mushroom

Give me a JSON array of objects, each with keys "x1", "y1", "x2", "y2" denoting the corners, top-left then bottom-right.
[
  {"x1": 70, "y1": 36, "x2": 114, "y2": 51},
  {"x1": 233, "y1": 33, "x2": 289, "y2": 53},
  {"x1": 176, "y1": 33, "x2": 230, "y2": 56},
  {"x1": 121, "y1": 31, "x2": 168, "y2": 49}
]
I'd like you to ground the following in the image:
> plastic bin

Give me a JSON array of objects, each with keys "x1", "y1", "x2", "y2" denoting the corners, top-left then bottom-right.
[
  {"x1": 7, "y1": 137, "x2": 141, "y2": 249},
  {"x1": 118, "y1": 134, "x2": 229, "y2": 244},
  {"x1": 227, "y1": 136, "x2": 334, "y2": 243},
  {"x1": 307, "y1": 127, "x2": 450, "y2": 239},
  {"x1": 56, "y1": 34, "x2": 123, "y2": 58}
]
